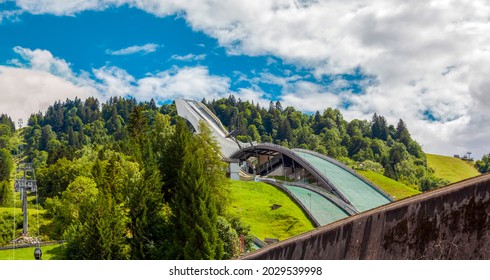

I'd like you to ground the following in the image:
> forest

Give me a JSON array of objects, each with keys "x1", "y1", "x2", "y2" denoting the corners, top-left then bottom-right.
[
  {"x1": 0, "y1": 95, "x2": 455, "y2": 259},
  {"x1": 205, "y1": 96, "x2": 449, "y2": 190}
]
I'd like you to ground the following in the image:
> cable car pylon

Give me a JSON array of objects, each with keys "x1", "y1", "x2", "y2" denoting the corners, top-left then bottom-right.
[{"x1": 13, "y1": 161, "x2": 42, "y2": 259}]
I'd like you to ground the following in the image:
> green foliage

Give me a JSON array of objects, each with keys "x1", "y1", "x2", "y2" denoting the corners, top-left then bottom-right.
[
  {"x1": 32, "y1": 98, "x2": 245, "y2": 260},
  {"x1": 159, "y1": 118, "x2": 192, "y2": 201},
  {"x1": 37, "y1": 158, "x2": 86, "y2": 200},
  {"x1": 63, "y1": 192, "x2": 129, "y2": 260},
  {"x1": 358, "y1": 160, "x2": 384, "y2": 173},
  {"x1": 371, "y1": 113, "x2": 388, "y2": 140},
  {"x1": 475, "y1": 154, "x2": 490, "y2": 174},
  {"x1": 206, "y1": 96, "x2": 434, "y2": 190},
  {"x1": 44, "y1": 176, "x2": 98, "y2": 238},
  {"x1": 419, "y1": 174, "x2": 450, "y2": 192},
  {"x1": 19, "y1": 95, "x2": 452, "y2": 260},
  {"x1": 127, "y1": 161, "x2": 166, "y2": 259},
  {"x1": 195, "y1": 121, "x2": 229, "y2": 214},
  {"x1": 0, "y1": 148, "x2": 13, "y2": 181},
  {"x1": 217, "y1": 216, "x2": 239, "y2": 259},
  {"x1": 395, "y1": 119, "x2": 412, "y2": 147},
  {"x1": 0, "y1": 180, "x2": 13, "y2": 207},
  {"x1": 169, "y1": 120, "x2": 224, "y2": 260},
  {"x1": 217, "y1": 215, "x2": 253, "y2": 259},
  {"x1": 0, "y1": 212, "x2": 16, "y2": 245}
]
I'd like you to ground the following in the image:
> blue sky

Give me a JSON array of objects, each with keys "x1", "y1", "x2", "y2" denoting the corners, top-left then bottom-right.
[
  {"x1": 1, "y1": 3, "x2": 355, "y2": 103},
  {"x1": 1, "y1": 0, "x2": 489, "y2": 158}
]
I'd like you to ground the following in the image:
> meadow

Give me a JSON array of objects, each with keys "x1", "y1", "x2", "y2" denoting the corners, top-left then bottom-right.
[
  {"x1": 0, "y1": 244, "x2": 64, "y2": 260},
  {"x1": 427, "y1": 154, "x2": 480, "y2": 183},
  {"x1": 357, "y1": 170, "x2": 420, "y2": 200},
  {"x1": 226, "y1": 180, "x2": 315, "y2": 241}
]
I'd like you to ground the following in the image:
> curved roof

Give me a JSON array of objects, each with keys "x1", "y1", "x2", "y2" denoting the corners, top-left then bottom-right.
[
  {"x1": 231, "y1": 143, "x2": 392, "y2": 212},
  {"x1": 231, "y1": 143, "x2": 351, "y2": 203},
  {"x1": 293, "y1": 149, "x2": 392, "y2": 212}
]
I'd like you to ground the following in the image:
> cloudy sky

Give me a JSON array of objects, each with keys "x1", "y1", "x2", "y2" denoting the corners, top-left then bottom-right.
[{"x1": 1, "y1": 0, "x2": 489, "y2": 158}]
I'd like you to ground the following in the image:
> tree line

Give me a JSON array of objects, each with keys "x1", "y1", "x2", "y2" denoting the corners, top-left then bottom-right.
[
  {"x1": 0, "y1": 94, "x2": 479, "y2": 256},
  {"x1": 204, "y1": 95, "x2": 448, "y2": 190},
  {"x1": 0, "y1": 98, "x2": 250, "y2": 259}
]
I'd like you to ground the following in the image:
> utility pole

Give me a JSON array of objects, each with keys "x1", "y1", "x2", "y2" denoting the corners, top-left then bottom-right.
[{"x1": 14, "y1": 163, "x2": 37, "y2": 236}]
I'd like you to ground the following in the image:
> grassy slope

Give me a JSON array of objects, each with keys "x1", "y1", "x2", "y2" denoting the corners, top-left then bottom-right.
[
  {"x1": 357, "y1": 170, "x2": 420, "y2": 200},
  {"x1": 0, "y1": 244, "x2": 64, "y2": 260},
  {"x1": 1, "y1": 194, "x2": 52, "y2": 244},
  {"x1": 226, "y1": 180, "x2": 314, "y2": 241},
  {"x1": 427, "y1": 154, "x2": 480, "y2": 183}
]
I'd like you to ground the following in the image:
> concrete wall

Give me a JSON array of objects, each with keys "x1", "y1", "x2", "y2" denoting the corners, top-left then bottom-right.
[
  {"x1": 242, "y1": 174, "x2": 490, "y2": 260},
  {"x1": 229, "y1": 162, "x2": 240, "y2": 180}
]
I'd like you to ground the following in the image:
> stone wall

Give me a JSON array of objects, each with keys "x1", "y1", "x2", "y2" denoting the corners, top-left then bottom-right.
[{"x1": 242, "y1": 174, "x2": 490, "y2": 259}]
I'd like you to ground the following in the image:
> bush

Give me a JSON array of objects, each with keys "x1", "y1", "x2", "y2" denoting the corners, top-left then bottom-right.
[
  {"x1": 358, "y1": 160, "x2": 384, "y2": 173},
  {"x1": 0, "y1": 180, "x2": 13, "y2": 207},
  {"x1": 0, "y1": 212, "x2": 21, "y2": 246}
]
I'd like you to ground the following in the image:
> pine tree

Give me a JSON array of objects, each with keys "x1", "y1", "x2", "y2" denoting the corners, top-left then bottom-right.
[
  {"x1": 395, "y1": 119, "x2": 411, "y2": 147},
  {"x1": 0, "y1": 180, "x2": 13, "y2": 207},
  {"x1": 64, "y1": 192, "x2": 129, "y2": 260},
  {"x1": 67, "y1": 126, "x2": 79, "y2": 148},
  {"x1": 126, "y1": 113, "x2": 166, "y2": 259},
  {"x1": 384, "y1": 163, "x2": 397, "y2": 179},
  {"x1": 0, "y1": 148, "x2": 13, "y2": 182},
  {"x1": 160, "y1": 118, "x2": 192, "y2": 201},
  {"x1": 371, "y1": 113, "x2": 388, "y2": 140},
  {"x1": 169, "y1": 120, "x2": 224, "y2": 259},
  {"x1": 195, "y1": 121, "x2": 228, "y2": 215}
]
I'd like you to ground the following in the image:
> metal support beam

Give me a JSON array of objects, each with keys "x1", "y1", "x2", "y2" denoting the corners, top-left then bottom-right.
[{"x1": 14, "y1": 163, "x2": 37, "y2": 236}]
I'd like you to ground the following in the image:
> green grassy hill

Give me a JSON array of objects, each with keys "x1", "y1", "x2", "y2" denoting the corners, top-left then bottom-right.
[
  {"x1": 226, "y1": 180, "x2": 314, "y2": 241},
  {"x1": 357, "y1": 170, "x2": 420, "y2": 200},
  {"x1": 427, "y1": 154, "x2": 480, "y2": 183},
  {"x1": 0, "y1": 244, "x2": 64, "y2": 260}
]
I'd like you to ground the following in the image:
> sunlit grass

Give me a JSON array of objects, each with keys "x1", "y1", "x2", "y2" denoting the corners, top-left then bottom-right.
[
  {"x1": 357, "y1": 170, "x2": 420, "y2": 200},
  {"x1": 0, "y1": 244, "x2": 64, "y2": 260},
  {"x1": 427, "y1": 154, "x2": 480, "y2": 183},
  {"x1": 226, "y1": 180, "x2": 314, "y2": 241}
]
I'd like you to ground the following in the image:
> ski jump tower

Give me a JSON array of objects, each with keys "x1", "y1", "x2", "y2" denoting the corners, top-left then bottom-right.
[{"x1": 14, "y1": 163, "x2": 37, "y2": 235}]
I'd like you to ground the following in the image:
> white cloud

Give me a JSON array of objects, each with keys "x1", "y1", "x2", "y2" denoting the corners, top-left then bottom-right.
[
  {"x1": 136, "y1": 66, "x2": 230, "y2": 102},
  {"x1": 0, "y1": 47, "x2": 101, "y2": 122},
  {"x1": 9, "y1": 0, "x2": 490, "y2": 157},
  {"x1": 0, "y1": 66, "x2": 98, "y2": 123},
  {"x1": 170, "y1": 53, "x2": 206, "y2": 61},
  {"x1": 13, "y1": 46, "x2": 75, "y2": 79},
  {"x1": 106, "y1": 43, "x2": 161, "y2": 56},
  {"x1": 281, "y1": 81, "x2": 343, "y2": 113},
  {"x1": 234, "y1": 88, "x2": 271, "y2": 108},
  {"x1": 14, "y1": 0, "x2": 122, "y2": 15},
  {"x1": 1, "y1": 47, "x2": 235, "y2": 121},
  {"x1": 93, "y1": 66, "x2": 135, "y2": 96}
]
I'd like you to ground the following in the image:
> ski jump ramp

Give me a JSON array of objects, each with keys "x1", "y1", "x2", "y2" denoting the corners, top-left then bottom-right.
[{"x1": 176, "y1": 99, "x2": 392, "y2": 216}]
